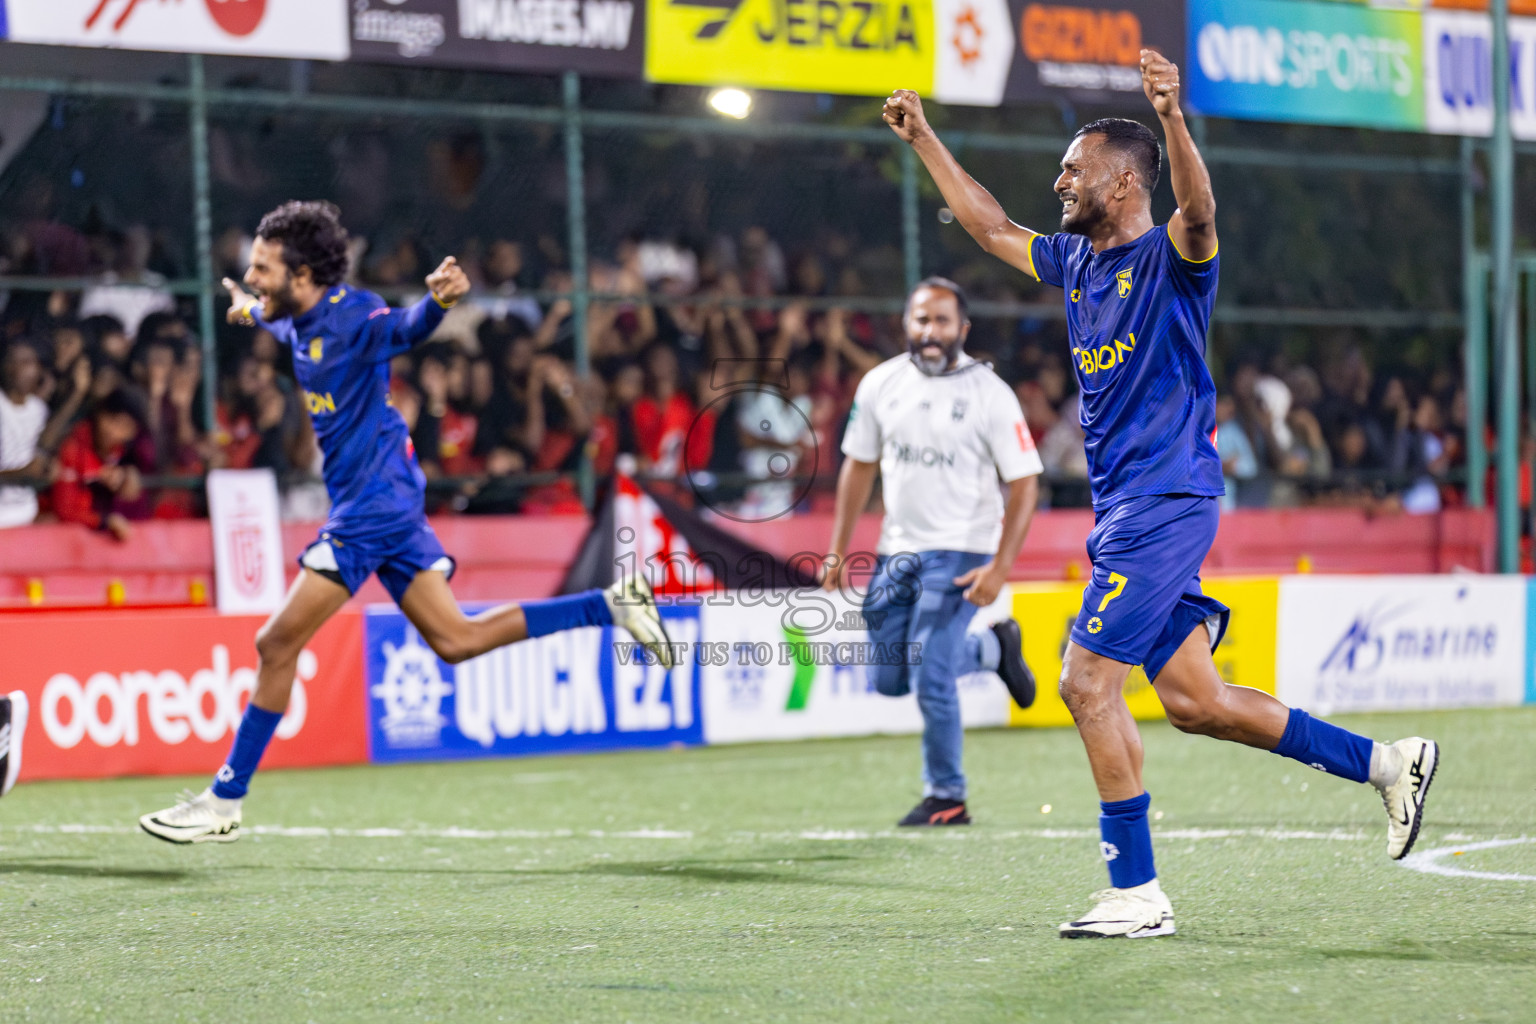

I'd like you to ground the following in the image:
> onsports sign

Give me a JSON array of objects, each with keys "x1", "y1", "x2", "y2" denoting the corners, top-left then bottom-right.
[
  {"x1": 363, "y1": 603, "x2": 704, "y2": 762},
  {"x1": 3, "y1": 609, "x2": 367, "y2": 782},
  {"x1": 646, "y1": 0, "x2": 936, "y2": 96},
  {"x1": 1277, "y1": 575, "x2": 1527, "y2": 714},
  {"x1": 1186, "y1": 0, "x2": 1425, "y2": 131},
  {"x1": 350, "y1": 0, "x2": 644, "y2": 77},
  {"x1": 1423, "y1": 10, "x2": 1536, "y2": 140},
  {"x1": 6, "y1": 0, "x2": 350, "y2": 60}
]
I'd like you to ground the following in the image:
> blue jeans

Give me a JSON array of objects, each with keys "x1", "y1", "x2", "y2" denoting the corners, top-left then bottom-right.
[{"x1": 863, "y1": 550, "x2": 989, "y2": 801}]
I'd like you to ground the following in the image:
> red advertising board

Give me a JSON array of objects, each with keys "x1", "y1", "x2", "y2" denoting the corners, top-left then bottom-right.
[{"x1": 2, "y1": 609, "x2": 367, "y2": 782}]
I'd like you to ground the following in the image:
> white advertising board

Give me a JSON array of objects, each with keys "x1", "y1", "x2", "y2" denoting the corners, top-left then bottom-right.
[
  {"x1": 7, "y1": 1, "x2": 350, "y2": 61},
  {"x1": 699, "y1": 589, "x2": 1012, "y2": 745},
  {"x1": 1423, "y1": 11, "x2": 1536, "y2": 140},
  {"x1": 1276, "y1": 575, "x2": 1527, "y2": 714},
  {"x1": 206, "y1": 468, "x2": 287, "y2": 615}
]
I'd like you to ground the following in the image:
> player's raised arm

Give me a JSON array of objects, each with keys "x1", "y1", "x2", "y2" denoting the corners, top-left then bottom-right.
[
  {"x1": 365, "y1": 256, "x2": 472, "y2": 361},
  {"x1": 1142, "y1": 49, "x2": 1216, "y2": 262},
  {"x1": 883, "y1": 91, "x2": 1041, "y2": 278}
]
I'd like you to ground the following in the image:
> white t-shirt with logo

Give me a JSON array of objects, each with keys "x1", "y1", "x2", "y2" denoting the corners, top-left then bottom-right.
[
  {"x1": 0, "y1": 393, "x2": 48, "y2": 528},
  {"x1": 842, "y1": 354, "x2": 1043, "y2": 555}
]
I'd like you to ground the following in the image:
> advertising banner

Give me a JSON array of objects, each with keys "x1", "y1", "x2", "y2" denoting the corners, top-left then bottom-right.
[
  {"x1": 699, "y1": 589, "x2": 1012, "y2": 744},
  {"x1": 1423, "y1": 10, "x2": 1536, "y2": 140},
  {"x1": 6, "y1": 0, "x2": 350, "y2": 60},
  {"x1": 207, "y1": 468, "x2": 287, "y2": 615},
  {"x1": 1277, "y1": 575, "x2": 1527, "y2": 714},
  {"x1": 1000, "y1": 0, "x2": 1184, "y2": 107},
  {"x1": 933, "y1": 0, "x2": 1015, "y2": 106},
  {"x1": 646, "y1": 0, "x2": 936, "y2": 96},
  {"x1": 1007, "y1": 577, "x2": 1279, "y2": 728},
  {"x1": 1186, "y1": 0, "x2": 1425, "y2": 131},
  {"x1": 350, "y1": 0, "x2": 644, "y2": 77},
  {"x1": 363, "y1": 603, "x2": 704, "y2": 763},
  {"x1": 3, "y1": 609, "x2": 367, "y2": 782}
]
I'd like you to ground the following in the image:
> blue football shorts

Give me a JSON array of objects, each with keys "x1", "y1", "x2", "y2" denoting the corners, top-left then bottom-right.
[
  {"x1": 299, "y1": 515, "x2": 456, "y2": 604},
  {"x1": 1069, "y1": 494, "x2": 1229, "y2": 681}
]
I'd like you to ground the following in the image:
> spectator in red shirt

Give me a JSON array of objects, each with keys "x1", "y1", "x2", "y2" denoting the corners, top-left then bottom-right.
[
  {"x1": 51, "y1": 389, "x2": 145, "y2": 541},
  {"x1": 632, "y1": 344, "x2": 695, "y2": 477}
]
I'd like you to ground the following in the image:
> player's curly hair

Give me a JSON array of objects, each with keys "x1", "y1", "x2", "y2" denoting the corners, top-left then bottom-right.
[
  {"x1": 1074, "y1": 118, "x2": 1162, "y2": 195},
  {"x1": 255, "y1": 200, "x2": 350, "y2": 289}
]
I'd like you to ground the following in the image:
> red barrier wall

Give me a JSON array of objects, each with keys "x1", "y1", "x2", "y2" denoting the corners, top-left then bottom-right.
[
  {"x1": 0, "y1": 507, "x2": 1496, "y2": 608},
  {"x1": 4, "y1": 609, "x2": 367, "y2": 782}
]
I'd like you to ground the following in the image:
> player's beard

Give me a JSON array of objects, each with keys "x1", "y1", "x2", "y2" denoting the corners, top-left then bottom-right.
[
  {"x1": 908, "y1": 336, "x2": 962, "y2": 376},
  {"x1": 259, "y1": 273, "x2": 299, "y2": 319},
  {"x1": 1060, "y1": 190, "x2": 1107, "y2": 235}
]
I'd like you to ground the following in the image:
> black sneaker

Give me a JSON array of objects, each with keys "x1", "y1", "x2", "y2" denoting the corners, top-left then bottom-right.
[
  {"x1": 897, "y1": 797, "x2": 971, "y2": 827},
  {"x1": 1, "y1": 691, "x2": 28, "y2": 798},
  {"x1": 991, "y1": 620, "x2": 1036, "y2": 709}
]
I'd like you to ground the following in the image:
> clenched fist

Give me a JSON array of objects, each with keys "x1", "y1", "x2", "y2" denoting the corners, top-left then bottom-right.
[
  {"x1": 882, "y1": 90, "x2": 932, "y2": 145},
  {"x1": 1141, "y1": 48, "x2": 1181, "y2": 117}
]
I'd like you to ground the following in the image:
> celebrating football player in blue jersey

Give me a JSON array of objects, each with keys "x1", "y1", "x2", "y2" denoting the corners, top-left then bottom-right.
[
  {"x1": 885, "y1": 51, "x2": 1438, "y2": 938},
  {"x1": 140, "y1": 201, "x2": 673, "y2": 845}
]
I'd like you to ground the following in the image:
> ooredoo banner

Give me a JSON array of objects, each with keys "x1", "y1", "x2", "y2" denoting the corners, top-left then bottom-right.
[
  {"x1": 6, "y1": 0, "x2": 350, "y2": 60},
  {"x1": 363, "y1": 602, "x2": 704, "y2": 762},
  {"x1": 1277, "y1": 575, "x2": 1527, "y2": 714},
  {"x1": 4, "y1": 609, "x2": 367, "y2": 782},
  {"x1": 349, "y1": 0, "x2": 644, "y2": 78}
]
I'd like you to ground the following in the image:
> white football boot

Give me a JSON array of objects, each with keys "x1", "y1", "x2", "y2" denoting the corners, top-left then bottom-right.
[
  {"x1": 139, "y1": 788, "x2": 242, "y2": 845},
  {"x1": 1, "y1": 690, "x2": 28, "y2": 797},
  {"x1": 604, "y1": 574, "x2": 676, "y2": 669},
  {"x1": 1380, "y1": 737, "x2": 1438, "y2": 860},
  {"x1": 1060, "y1": 879, "x2": 1176, "y2": 939}
]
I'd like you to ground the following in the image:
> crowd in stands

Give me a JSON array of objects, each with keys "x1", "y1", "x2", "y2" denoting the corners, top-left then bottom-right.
[{"x1": 0, "y1": 213, "x2": 1470, "y2": 536}]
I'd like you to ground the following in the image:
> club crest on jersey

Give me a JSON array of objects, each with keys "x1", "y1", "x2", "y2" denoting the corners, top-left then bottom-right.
[
  {"x1": 309, "y1": 337, "x2": 323, "y2": 362},
  {"x1": 1117, "y1": 269, "x2": 1133, "y2": 298},
  {"x1": 951, "y1": 398, "x2": 968, "y2": 422}
]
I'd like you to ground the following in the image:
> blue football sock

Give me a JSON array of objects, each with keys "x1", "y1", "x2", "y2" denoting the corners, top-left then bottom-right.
[
  {"x1": 522, "y1": 589, "x2": 613, "y2": 638},
  {"x1": 1271, "y1": 707, "x2": 1372, "y2": 783},
  {"x1": 1100, "y1": 792, "x2": 1157, "y2": 889},
  {"x1": 211, "y1": 704, "x2": 284, "y2": 799}
]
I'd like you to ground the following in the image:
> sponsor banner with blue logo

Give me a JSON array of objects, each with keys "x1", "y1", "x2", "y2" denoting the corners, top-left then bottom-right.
[
  {"x1": 1277, "y1": 576, "x2": 1527, "y2": 715},
  {"x1": 1423, "y1": 10, "x2": 1536, "y2": 140},
  {"x1": 364, "y1": 603, "x2": 703, "y2": 763}
]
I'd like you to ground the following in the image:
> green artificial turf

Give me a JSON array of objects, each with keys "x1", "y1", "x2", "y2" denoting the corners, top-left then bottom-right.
[{"x1": 2, "y1": 707, "x2": 1533, "y2": 1022}]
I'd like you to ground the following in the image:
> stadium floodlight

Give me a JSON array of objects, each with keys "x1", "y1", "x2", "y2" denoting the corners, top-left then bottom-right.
[{"x1": 708, "y1": 88, "x2": 753, "y2": 120}]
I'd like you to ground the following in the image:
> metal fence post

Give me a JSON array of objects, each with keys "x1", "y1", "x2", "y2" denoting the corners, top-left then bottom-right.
[
  {"x1": 563, "y1": 71, "x2": 594, "y2": 507},
  {"x1": 188, "y1": 55, "x2": 218, "y2": 428},
  {"x1": 1463, "y1": 137, "x2": 1487, "y2": 509},
  {"x1": 1492, "y1": 0, "x2": 1519, "y2": 571},
  {"x1": 901, "y1": 145, "x2": 920, "y2": 292}
]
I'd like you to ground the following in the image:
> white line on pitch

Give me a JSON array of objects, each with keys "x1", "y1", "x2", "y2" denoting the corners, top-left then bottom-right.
[
  {"x1": 2, "y1": 824, "x2": 1375, "y2": 843},
  {"x1": 1398, "y1": 837, "x2": 1536, "y2": 882}
]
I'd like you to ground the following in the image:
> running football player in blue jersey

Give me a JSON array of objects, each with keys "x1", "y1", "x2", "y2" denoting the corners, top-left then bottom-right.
[
  {"x1": 140, "y1": 201, "x2": 672, "y2": 845},
  {"x1": 885, "y1": 51, "x2": 1438, "y2": 937}
]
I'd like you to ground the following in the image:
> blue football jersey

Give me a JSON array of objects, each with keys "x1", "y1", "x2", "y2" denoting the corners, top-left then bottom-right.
[
  {"x1": 252, "y1": 286, "x2": 447, "y2": 526},
  {"x1": 1029, "y1": 225, "x2": 1225, "y2": 509}
]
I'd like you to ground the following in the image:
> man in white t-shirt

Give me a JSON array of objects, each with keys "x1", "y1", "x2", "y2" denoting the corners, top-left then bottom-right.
[
  {"x1": 825, "y1": 278, "x2": 1043, "y2": 826},
  {"x1": 0, "y1": 339, "x2": 55, "y2": 529}
]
